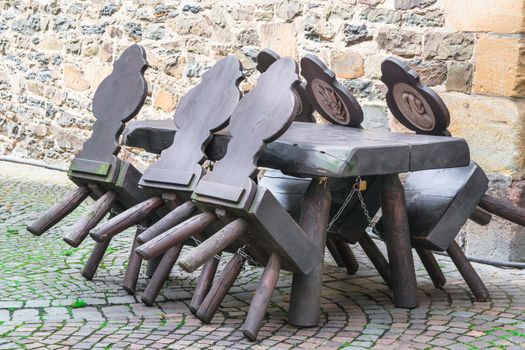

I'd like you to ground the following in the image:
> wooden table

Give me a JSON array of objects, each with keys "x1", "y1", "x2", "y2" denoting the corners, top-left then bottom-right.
[{"x1": 123, "y1": 120, "x2": 470, "y2": 309}]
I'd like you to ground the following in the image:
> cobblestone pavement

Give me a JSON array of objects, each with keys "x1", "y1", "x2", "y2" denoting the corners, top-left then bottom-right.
[{"x1": 1, "y1": 161, "x2": 525, "y2": 349}]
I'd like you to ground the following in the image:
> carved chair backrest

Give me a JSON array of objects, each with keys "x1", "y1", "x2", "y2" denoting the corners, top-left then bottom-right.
[
  {"x1": 195, "y1": 58, "x2": 300, "y2": 208},
  {"x1": 301, "y1": 54, "x2": 363, "y2": 127},
  {"x1": 139, "y1": 56, "x2": 244, "y2": 193},
  {"x1": 70, "y1": 44, "x2": 148, "y2": 180},
  {"x1": 256, "y1": 49, "x2": 313, "y2": 123},
  {"x1": 381, "y1": 57, "x2": 450, "y2": 136}
]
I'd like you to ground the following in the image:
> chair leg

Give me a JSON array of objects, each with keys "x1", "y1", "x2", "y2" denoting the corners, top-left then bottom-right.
[
  {"x1": 332, "y1": 239, "x2": 359, "y2": 274},
  {"x1": 141, "y1": 245, "x2": 182, "y2": 306},
  {"x1": 326, "y1": 238, "x2": 344, "y2": 267},
  {"x1": 415, "y1": 248, "x2": 446, "y2": 289},
  {"x1": 446, "y1": 241, "x2": 489, "y2": 302},
  {"x1": 190, "y1": 256, "x2": 221, "y2": 315},
  {"x1": 358, "y1": 233, "x2": 392, "y2": 287},
  {"x1": 242, "y1": 253, "x2": 281, "y2": 341}
]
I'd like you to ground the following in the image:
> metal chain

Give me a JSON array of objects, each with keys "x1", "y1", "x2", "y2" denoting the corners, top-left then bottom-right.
[
  {"x1": 327, "y1": 179, "x2": 357, "y2": 232},
  {"x1": 356, "y1": 177, "x2": 381, "y2": 236}
]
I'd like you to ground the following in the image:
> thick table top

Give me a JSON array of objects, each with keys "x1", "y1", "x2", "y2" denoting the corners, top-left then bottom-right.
[{"x1": 123, "y1": 120, "x2": 470, "y2": 178}]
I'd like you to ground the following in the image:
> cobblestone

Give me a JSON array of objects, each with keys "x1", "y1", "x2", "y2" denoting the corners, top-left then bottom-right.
[{"x1": 1, "y1": 161, "x2": 525, "y2": 349}]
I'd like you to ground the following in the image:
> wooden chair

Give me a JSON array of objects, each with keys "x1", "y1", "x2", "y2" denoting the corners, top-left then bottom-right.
[
  {"x1": 136, "y1": 58, "x2": 323, "y2": 341},
  {"x1": 88, "y1": 56, "x2": 244, "y2": 300},
  {"x1": 27, "y1": 44, "x2": 153, "y2": 282}
]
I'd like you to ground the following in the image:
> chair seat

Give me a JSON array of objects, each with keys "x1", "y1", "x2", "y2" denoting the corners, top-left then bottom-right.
[{"x1": 404, "y1": 161, "x2": 488, "y2": 251}]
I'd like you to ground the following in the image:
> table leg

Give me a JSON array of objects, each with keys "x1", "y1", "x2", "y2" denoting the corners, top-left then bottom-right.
[
  {"x1": 288, "y1": 178, "x2": 331, "y2": 327},
  {"x1": 381, "y1": 174, "x2": 418, "y2": 309}
]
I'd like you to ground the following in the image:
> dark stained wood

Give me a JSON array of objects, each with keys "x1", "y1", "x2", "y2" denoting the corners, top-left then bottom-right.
[
  {"x1": 357, "y1": 234, "x2": 392, "y2": 287},
  {"x1": 179, "y1": 218, "x2": 249, "y2": 273},
  {"x1": 446, "y1": 241, "x2": 489, "y2": 302},
  {"x1": 381, "y1": 56, "x2": 450, "y2": 136},
  {"x1": 136, "y1": 201, "x2": 197, "y2": 244},
  {"x1": 479, "y1": 194, "x2": 525, "y2": 227},
  {"x1": 73, "y1": 44, "x2": 148, "y2": 177},
  {"x1": 381, "y1": 174, "x2": 418, "y2": 309},
  {"x1": 406, "y1": 162, "x2": 489, "y2": 251},
  {"x1": 415, "y1": 248, "x2": 446, "y2": 289},
  {"x1": 139, "y1": 56, "x2": 243, "y2": 193},
  {"x1": 326, "y1": 238, "x2": 345, "y2": 267},
  {"x1": 63, "y1": 190, "x2": 117, "y2": 247},
  {"x1": 333, "y1": 239, "x2": 359, "y2": 275},
  {"x1": 288, "y1": 178, "x2": 330, "y2": 327},
  {"x1": 122, "y1": 225, "x2": 146, "y2": 294},
  {"x1": 136, "y1": 212, "x2": 218, "y2": 260},
  {"x1": 242, "y1": 253, "x2": 281, "y2": 341},
  {"x1": 470, "y1": 207, "x2": 492, "y2": 226},
  {"x1": 301, "y1": 54, "x2": 363, "y2": 127},
  {"x1": 81, "y1": 239, "x2": 111, "y2": 280},
  {"x1": 256, "y1": 49, "x2": 314, "y2": 123},
  {"x1": 196, "y1": 252, "x2": 245, "y2": 323},
  {"x1": 90, "y1": 196, "x2": 165, "y2": 242},
  {"x1": 141, "y1": 245, "x2": 183, "y2": 306},
  {"x1": 27, "y1": 185, "x2": 91, "y2": 236},
  {"x1": 123, "y1": 120, "x2": 470, "y2": 177},
  {"x1": 190, "y1": 256, "x2": 221, "y2": 315}
]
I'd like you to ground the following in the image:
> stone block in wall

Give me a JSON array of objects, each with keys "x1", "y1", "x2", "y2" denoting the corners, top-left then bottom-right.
[
  {"x1": 446, "y1": 63, "x2": 473, "y2": 94},
  {"x1": 260, "y1": 22, "x2": 297, "y2": 58},
  {"x1": 153, "y1": 89, "x2": 177, "y2": 113},
  {"x1": 377, "y1": 28, "x2": 422, "y2": 57},
  {"x1": 63, "y1": 65, "x2": 89, "y2": 92},
  {"x1": 394, "y1": 0, "x2": 436, "y2": 10},
  {"x1": 442, "y1": 0, "x2": 525, "y2": 34},
  {"x1": 443, "y1": 92, "x2": 525, "y2": 179},
  {"x1": 472, "y1": 34, "x2": 525, "y2": 98},
  {"x1": 422, "y1": 32, "x2": 474, "y2": 61},
  {"x1": 329, "y1": 50, "x2": 364, "y2": 79},
  {"x1": 275, "y1": 1, "x2": 303, "y2": 22},
  {"x1": 360, "y1": 7, "x2": 402, "y2": 25},
  {"x1": 408, "y1": 60, "x2": 447, "y2": 87}
]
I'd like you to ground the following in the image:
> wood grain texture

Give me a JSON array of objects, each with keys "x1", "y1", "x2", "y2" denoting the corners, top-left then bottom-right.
[
  {"x1": 381, "y1": 56, "x2": 449, "y2": 136},
  {"x1": 446, "y1": 241, "x2": 489, "y2": 302},
  {"x1": 288, "y1": 178, "x2": 330, "y2": 327},
  {"x1": 122, "y1": 225, "x2": 146, "y2": 294},
  {"x1": 333, "y1": 239, "x2": 359, "y2": 275},
  {"x1": 470, "y1": 207, "x2": 492, "y2": 226},
  {"x1": 179, "y1": 218, "x2": 249, "y2": 273},
  {"x1": 81, "y1": 239, "x2": 111, "y2": 280},
  {"x1": 140, "y1": 56, "x2": 243, "y2": 192},
  {"x1": 479, "y1": 194, "x2": 525, "y2": 227},
  {"x1": 27, "y1": 185, "x2": 91, "y2": 236},
  {"x1": 190, "y1": 256, "x2": 221, "y2": 315},
  {"x1": 90, "y1": 196, "x2": 165, "y2": 242},
  {"x1": 141, "y1": 245, "x2": 183, "y2": 306},
  {"x1": 123, "y1": 120, "x2": 470, "y2": 177},
  {"x1": 136, "y1": 201, "x2": 197, "y2": 244},
  {"x1": 301, "y1": 54, "x2": 363, "y2": 127},
  {"x1": 63, "y1": 190, "x2": 117, "y2": 247},
  {"x1": 242, "y1": 253, "x2": 281, "y2": 341},
  {"x1": 136, "y1": 212, "x2": 218, "y2": 260},
  {"x1": 358, "y1": 234, "x2": 391, "y2": 287},
  {"x1": 381, "y1": 174, "x2": 418, "y2": 309},
  {"x1": 196, "y1": 252, "x2": 245, "y2": 323}
]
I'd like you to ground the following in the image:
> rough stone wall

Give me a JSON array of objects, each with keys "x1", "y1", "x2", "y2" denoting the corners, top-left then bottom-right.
[{"x1": 0, "y1": 0, "x2": 524, "y2": 259}]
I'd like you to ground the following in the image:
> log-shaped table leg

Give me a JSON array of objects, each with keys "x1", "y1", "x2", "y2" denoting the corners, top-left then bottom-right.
[
  {"x1": 90, "y1": 196, "x2": 165, "y2": 242},
  {"x1": 141, "y1": 244, "x2": 183, "y2": 306},
  {"x1": 446, "y1": 241, "x2": 489, "y2": 302},
  {"x1": 190, "y1": 256, "x2": 221, "y2": 315},
  {"x1": 288, "y1": 178, "x2": 330, "y2": 327},
  {"x1": 243, "y1": 253, "x2": 281, "y2": 341},
  {"x1": 122, "y1": 225, "x2": 147, "y2": 294},
  {"x1": 381, "y1": 174, "x2": 418, "y2": 309},
  {"x1": 333, "y1": 239, "x2": 359, "y2": 275},
  {"x1": 63, "y1": 191, "x2": 117, "y2": 247},
  {"x1": 196, "y1": 252, "x2": 245, "y2": 323},
  {"x1": 326, "y1": 238, "x2": 344, "y2": 267},
  {"x1": 28, "y1": 185, "x2": 91, "y2": 236},
  {"x1": 415, "y1": 248, "x2": 446, "y2": 289},
  {"x1": 358, "y1": 233, "x2": 392, "y2": 287},
  {"x1": 81, "y1": 239, "x2": 111, "y2": 280}
]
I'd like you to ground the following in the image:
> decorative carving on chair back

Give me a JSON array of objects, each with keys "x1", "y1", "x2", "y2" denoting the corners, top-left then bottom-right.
[
  {"x1": 256, "y1": 49, "x2": 313, "y2": 123},
  {"x1": 140, "y1": 56, "x2": 244, "y2": 192},
  {"x1": 70, "y1": 44, "x2": 148, "y2": 178},
  {"x1": 301, "y1": 54, "x2": 363, "y2": 127},
  {"x1": 381, "y1": 57, "x2": 450, "y2": 136}
]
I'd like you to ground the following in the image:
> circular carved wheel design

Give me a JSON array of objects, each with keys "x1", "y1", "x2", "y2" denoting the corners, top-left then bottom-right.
[
  {"x1": 393, "y1": 82, "x2": 435, "y2": 131},
  {"x1": 311, "y1": 79, "x2": 351, "y2": 125},
  {"x1": 381, "y1": 57, "x2": 450, "y2": 135}
]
